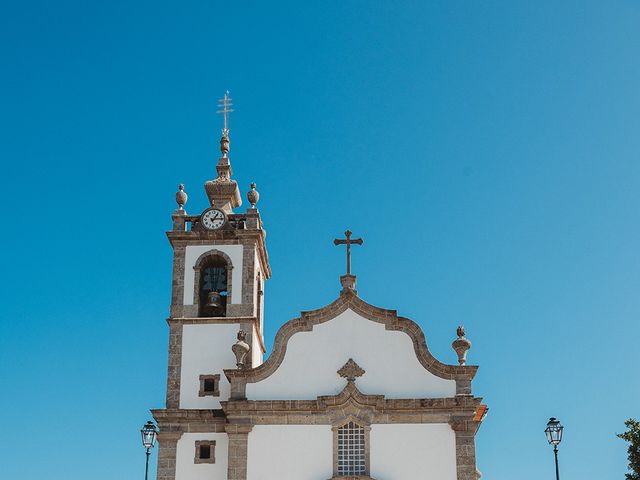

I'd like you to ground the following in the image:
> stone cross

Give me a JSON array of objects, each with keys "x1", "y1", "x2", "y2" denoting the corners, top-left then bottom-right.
[{"x1": 333, "y1": 230, "x2": 363, "y2": 276}]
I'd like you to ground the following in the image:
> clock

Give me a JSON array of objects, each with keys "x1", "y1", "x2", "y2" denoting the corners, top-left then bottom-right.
[{"x1": 201, "y1": 208, "x2": 226, "y2": 230}]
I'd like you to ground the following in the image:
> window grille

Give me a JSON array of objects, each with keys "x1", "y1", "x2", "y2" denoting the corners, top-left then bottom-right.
[{"x1": 337, "y1": 421, "x2": 366, "y2": 476}]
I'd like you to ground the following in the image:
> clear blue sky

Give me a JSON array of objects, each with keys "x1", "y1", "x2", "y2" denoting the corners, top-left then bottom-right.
[{"x1": 1, "y1": 1, "x2": 639, "y2": 479}]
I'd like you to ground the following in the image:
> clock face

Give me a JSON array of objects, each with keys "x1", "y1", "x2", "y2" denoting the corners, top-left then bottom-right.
[{"x1": 201, "y1": 208, "x2": 226, "y2": 230}]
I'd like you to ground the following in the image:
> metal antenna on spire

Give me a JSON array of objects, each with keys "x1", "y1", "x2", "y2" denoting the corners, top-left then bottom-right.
[{"x1": 216, "y1": 90, "x2": 234, "y2": 135}]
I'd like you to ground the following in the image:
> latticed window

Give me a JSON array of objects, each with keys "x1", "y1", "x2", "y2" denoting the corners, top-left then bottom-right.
[{"x1": 337, "y1": 421, "x2": 366, "y2": 476}]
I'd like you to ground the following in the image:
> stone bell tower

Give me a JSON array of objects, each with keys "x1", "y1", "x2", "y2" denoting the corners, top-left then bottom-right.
[
  {"x1": 162, "y1": 91, "x2": 271, "y2": 412},
  {"x1": 154, "y1": 93, "x2": 271, "y2": 480}
]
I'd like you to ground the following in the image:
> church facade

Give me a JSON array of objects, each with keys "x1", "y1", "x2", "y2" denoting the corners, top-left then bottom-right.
[{"x1": 152, "y1": 95, "x2": 487, "y2": 480}]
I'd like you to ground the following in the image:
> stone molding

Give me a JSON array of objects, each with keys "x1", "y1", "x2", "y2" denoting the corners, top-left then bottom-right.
[
  {"x1": 194, "y1": 440, "x2": 216, "y2": 464},
  {"x1": 328, "y1": 477, "x2": 377, "y2": 480},
  {"x1": 165, "y1": 323, "x2": 183, "y2": 409},
  {"x1": 169, "y1": 245, "x2": 186, "y2": 318},
  {"x1": 225, "y1": 423, "x2": 252, "y2": 480},
  {"x1": 152, "y1": 408, "x2": 227, "y2": 434},
  {"x1": 454, "y1": 428, "x2": 479, "y2": 480},
  {"x1": 221, "y1": 381, "x2": 483, "y2": 426},
  {"x1": 332, "y1": 415, "x2": 371, "y2": 477},
  {"x1": 155, "y1": 430, "x2": 183, "y2": 480},
  {"x1": 224, "y1": 289, "x2": 478, "y2": 398},
  {"x1": 198, "y1": 374, "x2": 221, "y2": 397}
]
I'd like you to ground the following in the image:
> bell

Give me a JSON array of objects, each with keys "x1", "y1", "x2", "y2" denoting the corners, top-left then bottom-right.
[{"x1": 206, "y1": 291, "x2": 223, "y2": 308}]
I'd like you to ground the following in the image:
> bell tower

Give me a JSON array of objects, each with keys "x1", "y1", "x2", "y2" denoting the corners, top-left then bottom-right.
[{"x1": 164, "y1": 92, "x2": 271, "y2": 414}]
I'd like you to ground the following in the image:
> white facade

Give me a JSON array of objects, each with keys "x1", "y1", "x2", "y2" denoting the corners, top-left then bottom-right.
[
  {"x1": 370, "y1": 424, "x2": 457, "y2": 479},
  {"x1": 247, "y1": 308, "x2": 456, "y2": 400},
  {"x1": 247, "y1": 426, "x2": 333, "y2": 480},
  {"x1": 176, "y1": 433, "x2": 229, "y2": 480},
  {"x1": 180, "y1": 323, "x2": 239, "y2": 409},
  {"x1": 160, "y1": 293, "x2": 482, "y2": 480}
]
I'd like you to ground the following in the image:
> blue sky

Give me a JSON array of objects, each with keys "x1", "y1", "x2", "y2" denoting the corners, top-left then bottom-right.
[{"x1": 1, "y1": 1, "x2": 639, "y2": 478}]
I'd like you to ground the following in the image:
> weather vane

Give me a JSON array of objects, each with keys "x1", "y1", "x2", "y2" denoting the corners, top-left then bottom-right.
[{"x1": 216, "y1": 90, "x2": 234, "y2": 135}]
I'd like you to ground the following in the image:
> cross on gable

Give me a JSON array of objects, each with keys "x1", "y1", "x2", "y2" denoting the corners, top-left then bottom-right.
[{"x1": 333, "y1": 230, "x2": 363, "y2": 276}]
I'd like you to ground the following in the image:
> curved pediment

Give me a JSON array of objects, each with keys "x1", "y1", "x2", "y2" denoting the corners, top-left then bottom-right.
[{"x1": 225, "y1": 289, "x2": 477, "y2": 400}]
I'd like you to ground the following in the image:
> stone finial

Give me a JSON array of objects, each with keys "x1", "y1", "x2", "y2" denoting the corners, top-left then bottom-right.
[
  {"x1": 337, "y1": 358, "x2": 365, "y2": 382},
  {"x1": 220, "y1": 132, "x2": 230, "y2": 158},
  {"x1": 339, "y1": 274, "x2": 357, "y2": 293},
  {"x1": 231, "y1": 330, "x2": 250, "y2": 369},
  {"x1": 204, "y1": 92, "x2": 241, "y2": 213},
  {"x1": 247, "y1": 182, "x2": 260, "y2": 208},
  {"x1": 452, "y1": 325, "x2": 472, "y2": 366},
  {"x1": 217, "y1": 91, "x2": 233, "y2": 158},
  {"x1": 175, "y1": 184, "x2": 188, "y2": 210}
]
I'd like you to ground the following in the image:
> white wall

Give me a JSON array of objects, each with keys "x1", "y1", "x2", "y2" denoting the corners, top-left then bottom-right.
[
  {"x1": 245, "y1": 423, "x2": 456, "y2": 480},
  {"x1": 246, "y1": 308, "x2": 456, "y2": 400},
  {"x1": 370, "y1": 424, "x2": 457, "y2": 480},
  {"x1": 247, "y1": 425, "x2": 332, "y2": 480},
  {"x1": 251, "y1": 327, "x2": 262, "y2": 368},
  {"x1": 183, "y1": 245, "x2": 244, "y2": 305},
  {"x1": 180, "y1": 324, "x2": 239, "y2": 408},
  {"x1": 175, "y1": 433, "x2": 228, "y2": 480}
]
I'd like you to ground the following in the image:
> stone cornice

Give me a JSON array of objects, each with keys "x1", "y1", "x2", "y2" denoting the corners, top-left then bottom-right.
[
  {"x1": 151, "y1": 408, "x2": 227, "y2": 434},
  {"x1": 167, "y1": 315, "x2": 258, "y2": 326},
  {"x1": 221, "y1": 381, "x2": 483, "y2": 426},
  {"x1": 166, "y1": 225, "x2": 271, "y2": 278},
  {"x1": 224, "y1": 289, "x2": 478, "y2": 398},
  {"x1": 153, "y1": 383, "x2": 485, "y2": 432}
]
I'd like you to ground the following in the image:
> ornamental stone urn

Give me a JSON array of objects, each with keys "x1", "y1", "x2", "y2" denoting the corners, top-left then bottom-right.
[
  {"x1": 232, "y1": 330, "x2": 250, "y2": 369},
  {"x1": 247, "y1": 182, "x2": 259, "y2": 208},
  {"x1": 175, "y1": 184, "x2": 188, "y2": 210},
  {"x1": 452, "y1": 325, "x2": 472, "y2": 366}
]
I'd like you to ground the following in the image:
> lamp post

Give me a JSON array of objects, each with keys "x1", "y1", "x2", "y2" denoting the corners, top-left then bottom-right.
[
  {"x1": 544, "y1": 417, "x2": 564, "y2": 480},
  {"x1": 141, "y1": 421, "x2": 158, "y2": 480}
]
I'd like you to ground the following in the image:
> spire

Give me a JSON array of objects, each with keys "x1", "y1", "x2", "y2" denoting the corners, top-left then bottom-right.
[
  {"x1": 215, "y1": 91, "x2": 234, "y2": 180},
  {"x1": 204, "y1": 90, "x2": 242, "y2": 213},
  {"x1": 217, "y1": 90, "x2": 233, "y2": 134}
]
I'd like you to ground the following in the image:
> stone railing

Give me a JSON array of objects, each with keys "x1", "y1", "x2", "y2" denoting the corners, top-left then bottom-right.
[{"x1": 171, "y1": 209, "x2": 262, "y2": 232}]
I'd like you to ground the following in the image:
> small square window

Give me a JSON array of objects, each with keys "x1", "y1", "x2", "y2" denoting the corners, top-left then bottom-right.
[
  {"x1": 194, "y1": 440, "x2": 216, "y2": 464},
  {"x1": 199, "y1": 374, "x2": 220, "y2": 397},
  {"x1": 200, "y1": 444, "x2": 211, "y2": 459}
]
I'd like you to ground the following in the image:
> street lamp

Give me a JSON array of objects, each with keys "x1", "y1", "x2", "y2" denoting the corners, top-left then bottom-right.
[
  {"x1": 544, "y1": 417, "x2": 564, "y2": 480},
  {"x1": 141, "y1": 421, "x2": 158, "y2": 480}
]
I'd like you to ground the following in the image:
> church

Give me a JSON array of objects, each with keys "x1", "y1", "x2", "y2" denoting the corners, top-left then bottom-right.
[{"x1": 151, "y1": 93, "x2": 487, "y2": 480}]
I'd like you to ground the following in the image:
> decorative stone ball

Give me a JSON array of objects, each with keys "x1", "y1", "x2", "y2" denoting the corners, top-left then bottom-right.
[
  {"x1": 175, "y1": 184, "x2": 188, "y2": 210},
  {"x1": 247, "y1": 182, "x2": 260, "y2": 208}
]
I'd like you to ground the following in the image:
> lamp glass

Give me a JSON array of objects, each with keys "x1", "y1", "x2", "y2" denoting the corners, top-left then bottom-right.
[
  {"x1": 544, "y1": 417, "x2": 563, "y2": 446},
  {"x1": 141, "y1": 421, "x2": 158, "y2": 449}
]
